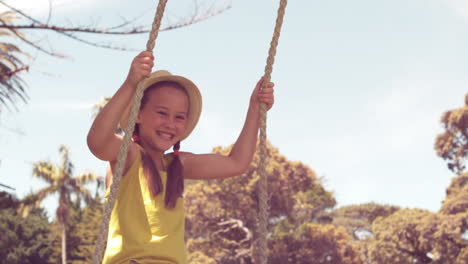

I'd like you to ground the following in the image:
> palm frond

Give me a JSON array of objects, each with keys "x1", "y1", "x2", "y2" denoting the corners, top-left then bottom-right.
[
  {"x1": 75, "y1": 172, "x2": 100, "y2": 184},
  {"x1": 0, "y1": 11, "x2": 29, "y2": 110},
  {"x1": 18, "y1": 185, "x2": 57, "y2": 217},
  {"x1": 72, "y1": 184, "x2": 94, "y2": 204},
  {"x1": 32, "y1": 161, "x2": 59, "y2": 184},
  {"x1": 59, "y1": 145, "x2": 74, "y2": 178},
  {"x1": 34, "y1": 185, "x2": 59, "y2": 203}
]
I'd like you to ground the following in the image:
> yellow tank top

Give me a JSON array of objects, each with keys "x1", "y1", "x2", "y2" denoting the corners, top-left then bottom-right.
[{"x1": 102, "y1": 152, "x2": 186, "y2": 264}]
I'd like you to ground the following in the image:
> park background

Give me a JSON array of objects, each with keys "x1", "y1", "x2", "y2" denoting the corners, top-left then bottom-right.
[{"x1": 0, "y1": 0, "x2": 467, "y2": 263}]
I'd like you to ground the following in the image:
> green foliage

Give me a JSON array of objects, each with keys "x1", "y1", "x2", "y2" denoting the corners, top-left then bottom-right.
[
  {"x1": 187, "y1": 251, "x2": 217, "y2": 264},
  {"x1": 47, "y1": 197, "x2": 103, "y2": 264},
  {"x1": 1, "y1": 93, "x2": 465, "y2": 263},
  {"x1": 19, "y1": 145, "x2": 101, "y2": 264},
  {"x1": 440, "y1": 172, "x2": 468, "y2": 215},
  {"x1": 0, "y1": 193, "x2": 52, "y2": 264},
  {"x1": 20, "y1": 145, "x2": 100, "y2": 221},
  {"x1": 68, "y1": 199, "x2": 103, "y2": 264},
  {"x1": 327, "y1": 203, "x2": 400, "y2": 240},
  {"x1": 270, "y1": 223, "x2": 363, "y2": 264},
  {"x1": 0, "y1": 11, "x2": 29, "y2": 110},
  {"x1": 435, "y1": 94, "x2": 468, "y2": 174},
  {"x1": 366, "y1": 208, "x2": 468, "y2": 264},
  {"x1": 185, "y1": 142, "x2": 337, "y2": 263},
  {"x1": 0, "y1": 190, "x2": 20, "y2": 209}
]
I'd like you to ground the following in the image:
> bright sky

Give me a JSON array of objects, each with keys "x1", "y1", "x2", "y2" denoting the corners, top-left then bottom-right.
[{"x1": 1, "y1": 0, "x2": 467, "y2": 218}]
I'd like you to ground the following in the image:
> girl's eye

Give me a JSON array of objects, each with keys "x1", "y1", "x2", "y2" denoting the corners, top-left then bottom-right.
[
  {"x1": 157, "y1": 111, "x2": 168, "y2": 116},
  {"x1": 176, "y1": 116, "x2": 186, "y2": 120}
]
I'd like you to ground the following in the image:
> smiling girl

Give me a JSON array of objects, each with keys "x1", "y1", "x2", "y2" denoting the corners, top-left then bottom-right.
[{"x1": 87, "y1": 51, "x2": 274, "y2": 264}]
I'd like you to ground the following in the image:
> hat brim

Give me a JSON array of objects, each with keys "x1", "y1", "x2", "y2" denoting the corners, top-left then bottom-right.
[{"x1": 120, "y1": 70, "x2": 202, "y2": 141}]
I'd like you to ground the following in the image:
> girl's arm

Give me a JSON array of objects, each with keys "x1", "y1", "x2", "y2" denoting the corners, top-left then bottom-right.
[
  {"x1": 182, "y1": 78, "x2": 274, "y2": 180},
  {"x1": 87, "y1": 51, "x2": 154, "y2": 163}
]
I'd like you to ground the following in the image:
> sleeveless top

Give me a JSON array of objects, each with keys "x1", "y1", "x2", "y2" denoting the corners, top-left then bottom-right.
[{"x1": 102, "y1": 152, "x2": 186, "y2": 264}]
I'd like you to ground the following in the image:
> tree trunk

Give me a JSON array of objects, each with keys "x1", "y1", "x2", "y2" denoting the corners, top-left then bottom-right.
[{"x1": 62, "y1": 224, "x2": 67, "y2": 264}]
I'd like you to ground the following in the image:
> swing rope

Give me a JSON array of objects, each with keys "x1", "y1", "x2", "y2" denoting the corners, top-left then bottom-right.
[
  {"x1": 91, "y1": 1, "x2": 168, "y2": 263},
  {"x1": 257, "y1": 0, "x2": 288, "y2": 263}
]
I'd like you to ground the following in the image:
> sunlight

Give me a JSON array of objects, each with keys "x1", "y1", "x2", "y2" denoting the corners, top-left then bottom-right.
[{"x1": 447, "y1": 0, "x2": 468, "y2": 20}]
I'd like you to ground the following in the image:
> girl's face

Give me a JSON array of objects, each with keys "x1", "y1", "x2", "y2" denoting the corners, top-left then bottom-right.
[{"x1": 137, "y1": 85, "x2": 189, "y2": 152}]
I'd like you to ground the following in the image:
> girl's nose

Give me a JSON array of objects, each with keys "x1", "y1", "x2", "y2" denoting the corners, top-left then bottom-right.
[{"x1": 163, "y1": 118, "x2": 177, "y2": 129}]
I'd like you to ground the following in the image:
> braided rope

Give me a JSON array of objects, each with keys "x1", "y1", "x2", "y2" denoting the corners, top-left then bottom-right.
[
  {"x1": 257, "y1": 0, "x2": 287, "y2": 263},
  {"x1": 91, "y1": 1, "x2": 168, "y2": 263}
]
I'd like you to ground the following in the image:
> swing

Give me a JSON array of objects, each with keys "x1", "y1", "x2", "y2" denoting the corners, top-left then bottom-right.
[{"x1": 92, "y1": 1, "x2": 288, "y2": 263}]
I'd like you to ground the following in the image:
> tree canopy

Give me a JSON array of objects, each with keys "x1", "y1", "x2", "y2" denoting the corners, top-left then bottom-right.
[
  {"x1": 185, "y1": 142, "x2": 338, "y2": 263},
  {"x1": 366, "y1": 208, "x2": 467, "y2": 264},
  {"x1": 435, "y1": 94, "x2": 468, "y2": 174},
  {"x1": 0, "y1": 191, "x2": 52, "y2": 264}
]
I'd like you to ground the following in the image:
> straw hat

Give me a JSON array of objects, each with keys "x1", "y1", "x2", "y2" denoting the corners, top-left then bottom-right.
[{"x1": 120, "y1": 70, "x2": 202, "y2": 141}]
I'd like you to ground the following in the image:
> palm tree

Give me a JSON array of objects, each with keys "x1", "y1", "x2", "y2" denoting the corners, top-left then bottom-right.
[
  {"x1": 92, "y1": 97, "x2": 111, "y2": 119},
  {"x1": 0, "y1": 11, "x2": 29, "y2": 111},
  {"x1": 19, "y1": 145, "x2": 101, "y2": 264}
]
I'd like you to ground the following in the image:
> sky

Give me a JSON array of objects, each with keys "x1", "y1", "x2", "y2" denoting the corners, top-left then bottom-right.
[{"x1": 0, "y1": 0, "x2": 467, "y2": 218}]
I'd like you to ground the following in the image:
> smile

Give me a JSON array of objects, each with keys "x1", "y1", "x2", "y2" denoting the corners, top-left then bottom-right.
[{"x1": 157, "y1": 131, "x2": 175, "y2": 140}]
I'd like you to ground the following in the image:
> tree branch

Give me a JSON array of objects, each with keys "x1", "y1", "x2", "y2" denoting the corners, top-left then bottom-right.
[
  {"x1": 0, "y1": 0, "x2": 231, "y2": 51},
  {"x1": 4, "y1": 26, "x2": 65, "y2": 57},
  {"x1": 0, "y1": 182, "x2": 15, "y2": 190}
]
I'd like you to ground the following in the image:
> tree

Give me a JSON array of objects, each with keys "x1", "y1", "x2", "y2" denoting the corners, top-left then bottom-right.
[
  {"x1": 366, "y1": 208, "x2": 468, "y2": 264},
  {"x1": 0, "y1": 190, "x2": 17, "y2": 208},
  {"x1": 0, "y1": 191, "x2": 52, "y2": 264},
  {"x1": 269, "y1": 223, "x2": 363, "y2": 264},
  {"x1": 0, "y1": 11, "x2": 28, "y2": 110},
  {"x1": 185, "y1": 142, "x2": 336, "y2": 263},
  {"x1": 67, "y1": 198, "x2": 103, "y2": 263},
  {"x1": 0, "y1": 0, "x2": 230, "y2": 110},
  {"x1": 326, "y1": 203, "x2": 400, "y2": 241},
  {"x1": 48, "y1": 197, "x2": 104, "y2": 264},
  {"x1": 434, "y1": 94, "x2": 468, "y2": 174},
  {"x1": 188, "y1": 251, "x2": 217, "y2": 264},
  {"x1": 440, "y1": 172, "x2": 468, "y2": 215},
  {"x1": 18, "y1": 145, "x2": 101, "y2": 264}
]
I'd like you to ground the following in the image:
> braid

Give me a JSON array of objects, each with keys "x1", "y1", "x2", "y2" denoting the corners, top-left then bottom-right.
[
  {"x1": 165, "y1": 141, "x2": 184, "y2": 208},
  {"x1": 133, "y1": 124, "x2": 183, "y2": 209},
  {"x1": 173, "y1": 141, "x2": 180, "y2": 156},
  {"x1": 141, "y1": 150, "x2": 163, "y2": 197},
  {"x1": 134, "y1": 124, "x2": 163, "y2": 197}
]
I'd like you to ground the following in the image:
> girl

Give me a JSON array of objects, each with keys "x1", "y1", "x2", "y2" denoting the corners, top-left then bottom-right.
[{"x1": 87, "y1": 51, "x2": 275, "y2": 264}]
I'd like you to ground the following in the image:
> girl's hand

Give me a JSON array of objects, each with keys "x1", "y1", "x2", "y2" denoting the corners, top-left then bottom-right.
[
  {"x1": 125, "y1": 51, "x2": 154, "y2": 88},
  {"x1": 251, "y1": 77, "x2": 275, "y2": 111}
]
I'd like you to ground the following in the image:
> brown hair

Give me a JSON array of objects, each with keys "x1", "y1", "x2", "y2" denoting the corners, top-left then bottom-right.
[{"x1": 133, "y1": 81, "x2": 187, "y2": 209}]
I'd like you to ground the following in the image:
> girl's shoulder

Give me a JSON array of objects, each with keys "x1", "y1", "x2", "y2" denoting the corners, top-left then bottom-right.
[
  {"x1": 172, "y1": 151, "x2": 195, "y2": 165},
  {"x1": 107, "y1": 143, "x2": 141, "y2": 188}
]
